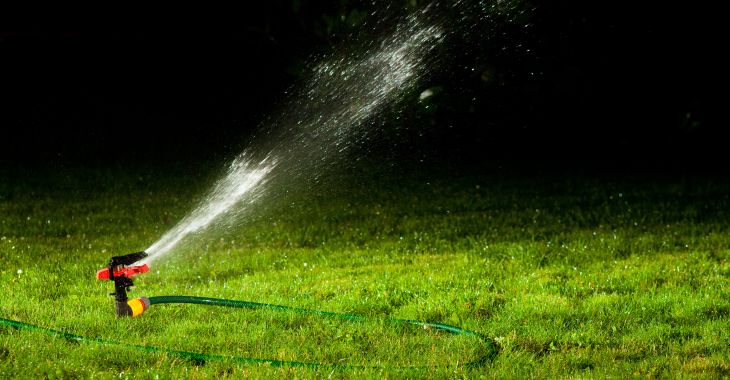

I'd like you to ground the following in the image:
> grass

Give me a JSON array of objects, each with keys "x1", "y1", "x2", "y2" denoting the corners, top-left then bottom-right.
[{"x1": 1, "y1": 161, "x2": 728, "y2": 378}]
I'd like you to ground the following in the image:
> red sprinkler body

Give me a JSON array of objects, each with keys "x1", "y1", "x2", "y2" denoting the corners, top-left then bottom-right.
[
  {"x1": 96, "y1": 251, "x2": 150, "y2": 317},
  {"x1": 96, "y1": 263, "x2": 149, "y2": 280}
]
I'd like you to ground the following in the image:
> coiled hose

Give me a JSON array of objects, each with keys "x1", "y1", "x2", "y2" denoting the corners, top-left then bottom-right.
[{"x1": 1, "y1": 295, "x2": 497, "y2": 369}]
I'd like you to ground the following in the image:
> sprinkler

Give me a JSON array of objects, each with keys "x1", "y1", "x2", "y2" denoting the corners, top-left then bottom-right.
[{"x1": 96, "y1": 251, "x2": 150, "y2": 317}]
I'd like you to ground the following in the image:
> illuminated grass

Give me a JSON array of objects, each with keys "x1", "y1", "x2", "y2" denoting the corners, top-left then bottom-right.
[{"x1": 1, "y1": 163, "x2": 728, "y2": 378}]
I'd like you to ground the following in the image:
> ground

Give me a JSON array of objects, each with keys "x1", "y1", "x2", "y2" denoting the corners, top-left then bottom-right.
[{"x1": 1, "y1": 160, "x2": 728, "y2": 378}]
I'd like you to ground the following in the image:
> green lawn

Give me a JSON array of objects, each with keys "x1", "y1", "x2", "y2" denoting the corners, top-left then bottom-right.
[{"x1": 1, "y1": 162, "x2": 728, "y2": 378}]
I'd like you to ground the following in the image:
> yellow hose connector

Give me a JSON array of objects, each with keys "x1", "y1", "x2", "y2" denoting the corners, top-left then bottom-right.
[{"x1": 127, "y1": 297, "x2": 150, "y2": 317}]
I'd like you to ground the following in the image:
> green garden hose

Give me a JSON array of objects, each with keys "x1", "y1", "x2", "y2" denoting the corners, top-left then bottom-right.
[{"x1": 1, "y1": 295, "x2": 497, "y2": 369}]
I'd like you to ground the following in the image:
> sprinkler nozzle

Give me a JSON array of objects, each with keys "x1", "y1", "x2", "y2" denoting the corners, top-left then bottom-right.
[{"x1": 96, "y1": 251, "x2": 149, "y2": 317}]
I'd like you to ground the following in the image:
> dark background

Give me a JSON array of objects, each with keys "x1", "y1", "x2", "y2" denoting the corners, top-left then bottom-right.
[{"x1": 0, "y1": 1, "x2": 719, "y2": 173}]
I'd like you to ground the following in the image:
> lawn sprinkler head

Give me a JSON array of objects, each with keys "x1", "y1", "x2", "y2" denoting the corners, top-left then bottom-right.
[{"x1": 96, "y1": 251, "x2": 150, "y2": 318}]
